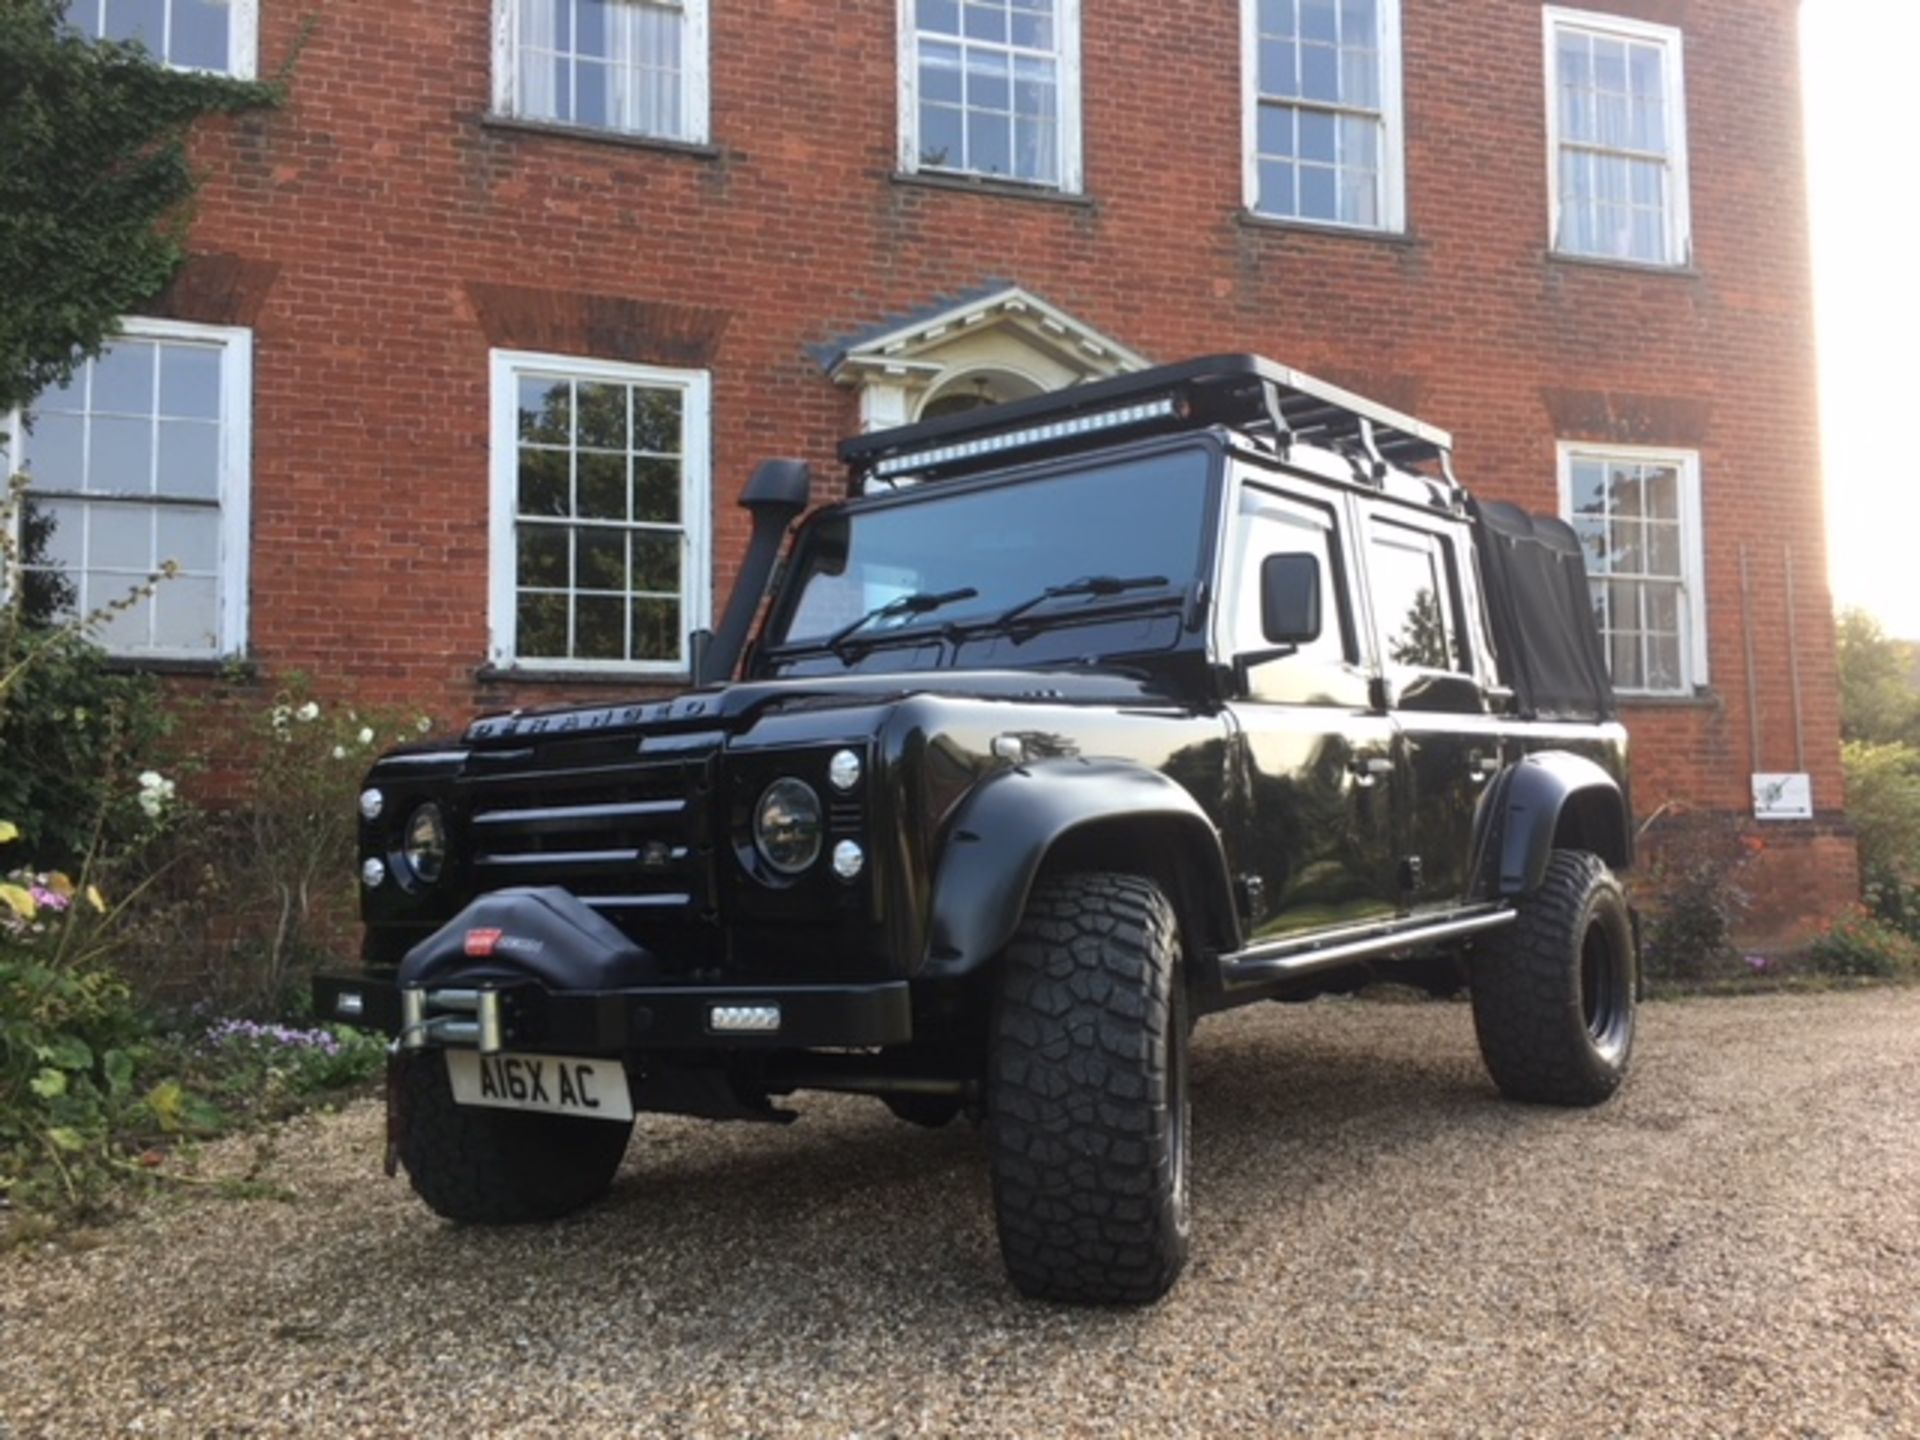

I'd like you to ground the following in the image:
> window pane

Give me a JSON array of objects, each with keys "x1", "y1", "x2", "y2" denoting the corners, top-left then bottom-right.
[
  {"x1": 518, "y1": 377, "x2": 571, "y2": 444},
  {"x1": 577, "y1": 450, "x2": 626, "y2": 519},
  {"x1": 151, "y1": 575, "x2": 219, "y2": 651},
  {"x1": 576, "y1": 527, "x2": 628, "y2": 591},
  {"x1": 1643, "y1": 463, "x2": 1679, "y2": 520},
  {"x1": 517, "y1": 592, "x2": 567, "y2": 658},
  {"x1": 89, "y1": 502, "x2": 152, "y2": 572},
  {"x1": 1340, "y1": 43, "x2": 1379, "y2": 108},
  {"x1": 159, "y1": 345, "x2": 221, "y2": 419},
  {"x1": 518, "y1": 449, "x2": 570, "y2": 517},
  {"x1": 1259, "y1": 159, "x2": 1296, "y2": 216},
  {"x1": 1608, "y1": 517, "x2": 1643, "y2": 572},
  {"x1": 632, "y1": 532, "x2": 680, "y2": 592},
  {"x1": 1645, "y1": 631, "x2": 1682, "y2": 692},
  {"x1": 1608, "y1": 462, "x2": 1644, "y2": 518},
  {"x1": 1009, "y1": 7, "x2": 1050, "y2": 49},
  {"x1": 1645, "y1": 521, "x2": 1681, "y2": 577},
  {"x1": 967, "y1": 108, "x2": 1011, "y2": 175},
  {"x1": 630, "y1": 597, "x2": 680, "y2": 661},
  {"x1": 103, "y1": 0, "x2": 163, "y2": 48},
  {"x1": 1259, "y1": 38, "x2": 1297, "y2": 96},
  {"x1": 92, "y1": 342, "x2": 154, "y2": 415},
  {"x1": 89, "y1": 416, "x2": 151, "y2": 493},
  {"x1": 1014, "y1": 115, "x2": 1056, "y2": 183},
  {"x1": 171, "y1": 0, "x2": 230, "y2": 69},
  {"x1": 1299, "y1": 164, "x2": 1336, "y2": 219},
  {"x1": 919, "y1": 101, "x2": 964, "y2": 167},
  {"x1": 1300, "y1": 41, "x2": 1337, "y2": 102},
  {"x1": 1569, "y1": 458, "x2": 1606, "y2": 516},
  {"x1": 157, "y1": 419, "x2": 219, "y2": 499},
  {"x1": 633, "y1": 458, "x2": 679, "y2": 522},
  {"x1": 1371, "y1": 532, "x2": 1452, "y2": 670},
  {"x1": 921, "y1": 39, "x2": 963, "y2": 103},
  {"x1": 575, "y1": 382, "x2": 627, "y2": 449},
  {"x1": 1608, "y1": 627, "x2": 1644, "y2": 690},
  {"x1": 574, "y1": 594, "x2": 625, "y2": 659},
  {"x1": 22, "y1": 497, "x2": 84, "y2": 572},
  {"x1": 518, "y1": 525, "x2": 569, "y2": 588},
  {"x1": 1258, "y1": 103, "x2": 1293, "y2": 158},
  {"x1": 1299, "y1": 108, "x2": 1335, "y2": 162},
  {"x1": 156, "y1": 506, "x2": 220, "y2": 572},
  {"x1": 918, "y1": 0, "x2": 960, "y2": 35},
  {"x1": 968, "y1": 48, "x2": 1010, "y2": 111},
  {"x1": 22, "y1": 412, "x2": 85, "y2": 488},
  {"x1": 1259, "y1": 0, "x2": 1295, "y2": 39},
  {"x1": 575, "y1": 59, "x2": 610, "y2": 128},
  {"x1": 1300, "y1": 0, "x2": 1336, "y2": 43},
  {"x1": 963, "y1": 1, "x2": 1007, "y2": 43}
]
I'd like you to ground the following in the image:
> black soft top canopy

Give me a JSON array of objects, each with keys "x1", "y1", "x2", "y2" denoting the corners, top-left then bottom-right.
[{"x1": 1471, "y1": 500, "x2": 1616, "y2": 722}]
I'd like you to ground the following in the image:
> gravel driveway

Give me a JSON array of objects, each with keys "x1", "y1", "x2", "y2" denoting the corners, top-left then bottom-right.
[{"x1": 3, "y1": 988, "x2": 1917, "y2": 1438}]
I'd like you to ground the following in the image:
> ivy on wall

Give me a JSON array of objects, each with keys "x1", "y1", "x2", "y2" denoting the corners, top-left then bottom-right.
[{"x1": 0, "y1": 0, "x2": 280, "y2": 415}]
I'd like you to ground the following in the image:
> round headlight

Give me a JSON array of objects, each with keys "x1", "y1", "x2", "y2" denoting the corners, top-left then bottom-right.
[
  {"x1": 403, "y1": 803, "x2": 447, "y2": 884},
  {"x1": 753, "y1": 778, "x2": 823, "y2": 875}
]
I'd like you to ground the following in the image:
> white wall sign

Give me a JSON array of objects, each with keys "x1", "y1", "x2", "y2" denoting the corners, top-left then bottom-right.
[{"x1": 1751, "y1": 773, "x2": 1813, "y2": 821}]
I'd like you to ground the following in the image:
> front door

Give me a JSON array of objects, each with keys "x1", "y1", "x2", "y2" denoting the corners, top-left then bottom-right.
[{"x1": 1220, "y1": 469, "x2": 1399, "y2": 940}]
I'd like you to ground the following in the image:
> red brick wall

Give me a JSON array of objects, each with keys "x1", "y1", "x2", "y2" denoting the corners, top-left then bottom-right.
[{"x1": 153, "y1": 0, "x2": 1854, "y2": 934}]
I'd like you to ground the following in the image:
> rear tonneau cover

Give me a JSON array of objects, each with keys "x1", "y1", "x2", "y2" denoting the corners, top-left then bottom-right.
[{"x1": 1471, "y1": 500, "x2": 1616, "y2": 722}]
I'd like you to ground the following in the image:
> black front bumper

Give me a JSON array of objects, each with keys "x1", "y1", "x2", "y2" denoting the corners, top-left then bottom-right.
[{"x1": 313, "y1": 971, "x2": 913, "y2": 1052}]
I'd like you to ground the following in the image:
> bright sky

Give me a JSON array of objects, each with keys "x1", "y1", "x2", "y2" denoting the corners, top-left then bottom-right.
[{"x1": 1803, "y1": 3, "x2": 1920, "y2": 637}]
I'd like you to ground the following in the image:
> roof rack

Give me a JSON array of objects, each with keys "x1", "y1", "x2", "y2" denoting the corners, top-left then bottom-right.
[{"x1": 839, "y1": 353, "x2": 1454, "y2": 489}]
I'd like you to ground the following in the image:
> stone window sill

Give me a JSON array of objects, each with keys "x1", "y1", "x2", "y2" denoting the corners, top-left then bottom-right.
[
  {"x1": 891, "y1": 170, "x2": 1094, "y2": 209},
  {"x1": 479, "y1": 114, "x2": 721, "y2": 160}
]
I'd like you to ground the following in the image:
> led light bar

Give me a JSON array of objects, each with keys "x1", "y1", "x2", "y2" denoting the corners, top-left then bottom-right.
[
  {"x1": 870, "y1": 396, "x2": 1180, "y2": 478},
  {"x1": 710, "y1": 1003, "x2": 782, "y2": 1034}
]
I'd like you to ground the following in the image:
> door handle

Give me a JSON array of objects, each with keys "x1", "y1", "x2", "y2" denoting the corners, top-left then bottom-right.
[{"x1": 1349, "y1": 756, "x2": 1393, "y2": 787}]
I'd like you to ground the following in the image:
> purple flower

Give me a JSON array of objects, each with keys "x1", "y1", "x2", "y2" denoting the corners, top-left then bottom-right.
[
  {"x1": 29, "y1": 886, "x2": 70, "y2": 912},
  {"x1": 203, "y1": 1018, "x2": 342, "y2": 1056},
  {"x1": 1744, "y1": 953, "x2": 1771, "y2": 973}
]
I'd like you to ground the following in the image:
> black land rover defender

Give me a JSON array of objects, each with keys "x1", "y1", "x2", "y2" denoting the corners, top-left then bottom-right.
[{"x1": 318, "y1": 355, "x2": 1635, "y2": 1305}]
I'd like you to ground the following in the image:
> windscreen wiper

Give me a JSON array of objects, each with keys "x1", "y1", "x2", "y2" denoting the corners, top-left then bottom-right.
[
  {"x1": 825, "y1": 586, "x2": 980, "y2": 657},
  {"x1": 990, "y1": 574, "x2": 1170, "y2": 630}
]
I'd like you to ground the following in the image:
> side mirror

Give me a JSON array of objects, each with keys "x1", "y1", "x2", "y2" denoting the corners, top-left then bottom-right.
[{"x1": 1260, "y1": 553, "x2": 1322, "y2": 645}]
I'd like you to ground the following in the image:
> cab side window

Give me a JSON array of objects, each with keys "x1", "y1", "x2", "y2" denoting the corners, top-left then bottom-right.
[
  {"x1": 1229, "y1": 482, "x2": 1363, "y2": 705},
  {"x1": 1366, "y1": 520, "x2": 1469, "y2": 675}
]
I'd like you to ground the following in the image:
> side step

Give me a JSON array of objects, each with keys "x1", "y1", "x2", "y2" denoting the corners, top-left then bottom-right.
[{"x1": 1218, "y1": 905, "x2": 1515, "y2": 992}]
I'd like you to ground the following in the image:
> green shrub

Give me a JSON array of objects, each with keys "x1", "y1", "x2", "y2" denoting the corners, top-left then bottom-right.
[
  {"x1": 1842, "y1": 740, "x2": 1920, "y2": 940},
  {"x1": 1635, "y1": 813, "x2": 1755, "y2": 981},
  {"x1": 1803, "y1": 910, "x2": 1920, "y2": 980}
]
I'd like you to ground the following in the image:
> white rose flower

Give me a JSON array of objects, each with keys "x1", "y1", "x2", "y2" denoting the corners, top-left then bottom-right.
[
  {"x1": 416, "y1": 716, "x2": 432, "y2": 733},
  {"x1": 295, "y1": 701, "x2": 320, "y2": 722},
  {"x1": 357, "y1": 726, "x2": 375, "y2": 746},
  {"x1": 331, "y1": 745, "x2": 347, "y2": 760},
  {"x1": 138, "y1": 770, "x2": 164, "y2": 790}
]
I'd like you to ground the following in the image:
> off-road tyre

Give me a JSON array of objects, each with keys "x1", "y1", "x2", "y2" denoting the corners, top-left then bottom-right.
[
  {"x1": 988, "y1": 872, "x2": 1191, "y2": 1305},
  {"x1": 1471, "y1": 848, "x2": 1637, "y2": 1107},
  {"x1": 883, "y1": 1094, "x2": 963, "y2": 1128},
  {"x1": 396, "y1": 1053, "x2": 634, "y2": 1224}
]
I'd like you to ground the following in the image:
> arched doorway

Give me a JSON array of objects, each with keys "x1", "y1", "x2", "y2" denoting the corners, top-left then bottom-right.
[{"x1": 916, "y1": 366, "x2": 1046, "y2": 421}]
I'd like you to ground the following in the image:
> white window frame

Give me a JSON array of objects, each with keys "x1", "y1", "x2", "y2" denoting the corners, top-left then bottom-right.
[
  {"x1": 896, "y1": 0, "x2": 1084, "y2": 193},
  {"x1": 1556, "y1": 440, "x2": 1706, "y2": 696},
  {"x1": 1240, "y1": 0, "x2": 1406, "y2": 233},
  {"x1": 490, "y1": 0, "x2": 711, "y2": 144},
  {"x1": 3, "y1": 316, "x2": 253, "y2": 661},
  {"x1": 1543, "y1": 6, "x2": 1691, "y2": 267},
  {"x1": 487, "y1": 349, "x2": 712, "y2": 676},
  {"x1": 64, "y1": 0, "x2": 259, "y2": 78}
]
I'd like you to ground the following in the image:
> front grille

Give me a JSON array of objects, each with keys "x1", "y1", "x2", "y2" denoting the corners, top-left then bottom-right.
[{"x1": 455, "y1": 741, "x2": 718, "y2": 939}]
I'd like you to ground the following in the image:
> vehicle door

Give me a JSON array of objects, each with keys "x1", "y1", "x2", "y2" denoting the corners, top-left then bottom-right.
[
  {"x1": 1354, "y1": 504, "x2": 1502, "y2": 910},
  {"x1": 1217, "y1": 464, "x2": 1399, "y2": 940}
]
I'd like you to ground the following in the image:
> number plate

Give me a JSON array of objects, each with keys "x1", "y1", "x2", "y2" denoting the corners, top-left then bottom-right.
[{"x1": 445, "y1": 1050, "x2": 634, "y2": 1123}]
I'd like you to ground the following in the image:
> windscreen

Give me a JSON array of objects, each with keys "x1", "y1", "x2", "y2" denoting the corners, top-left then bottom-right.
[{"x1": 774, "y1": 446, "x2": 1216, "y2": 649}]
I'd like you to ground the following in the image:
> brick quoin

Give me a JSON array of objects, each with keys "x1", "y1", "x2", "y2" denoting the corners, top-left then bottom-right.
[{"x1": 149, "y1": 0, "x2": 1852, "y2": 943}]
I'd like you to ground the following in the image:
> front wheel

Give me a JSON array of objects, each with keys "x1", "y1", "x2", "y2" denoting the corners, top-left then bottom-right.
[
  {"x1": 988, "y1": 872, "x2": 1192, "y2": 1305},
  {"x1": 395, "y1": 1052, "x2": 634, "y2": 1223},
  {"x1": 1470, "y1": 848, "x2": 1637, "y2": 1106}
]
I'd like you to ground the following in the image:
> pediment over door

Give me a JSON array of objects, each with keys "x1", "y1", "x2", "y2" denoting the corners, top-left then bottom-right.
[{"x1": 816, "y1": 284, "x2": 1151, "y2": 431}]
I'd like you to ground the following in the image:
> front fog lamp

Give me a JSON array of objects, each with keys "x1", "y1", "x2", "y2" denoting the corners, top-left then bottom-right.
[
  {"x1": 831, "y1": 839, "x2": 865, "y2": 880},
  {"x1": 358, "y1": 788, "x2": 384, "y2": 821},
  {"x1": 753, "y1": 778, "x2": 823, "y2": 875},
  {"x1": 827, "y1": 748, "x2": 863, "y2": 792},
  {"x1": 361, "y1": 857, "x2": 387, "y2": 889},
  {"x1": 403, "y1": 803, "x2": 448, "y2": 884}
]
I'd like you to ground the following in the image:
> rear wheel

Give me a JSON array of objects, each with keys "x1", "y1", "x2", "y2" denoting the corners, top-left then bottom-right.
[
  {"x1": 396, "y1": 1052, "x2": 634, "y2": 1223},
  {"x1": 1470, "y1": 848, "x2": 1637, "y2": 1106},
  {"x1": 988, "y1": 872, "x2": 1191, "y2": 1305}
]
